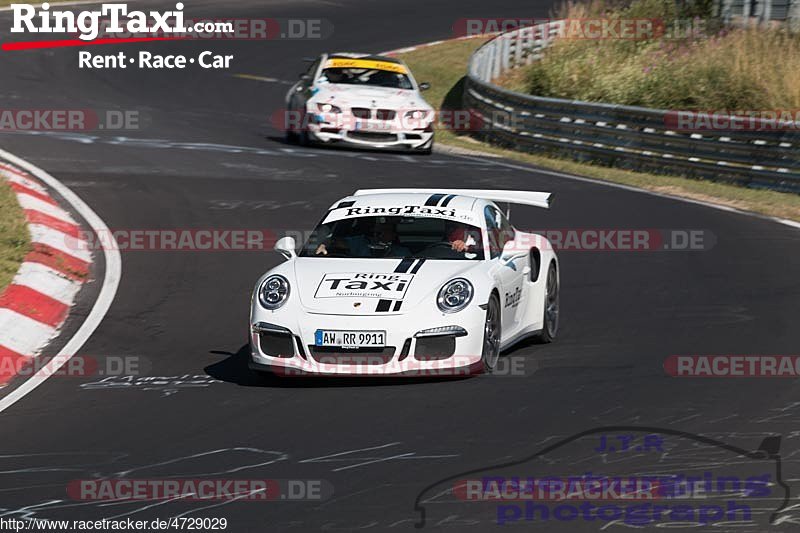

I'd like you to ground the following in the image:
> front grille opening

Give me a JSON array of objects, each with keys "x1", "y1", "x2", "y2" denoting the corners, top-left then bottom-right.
[
  {"x1": 351, "y1": 108, "x2": 371, "y2": 119},
  {"x1": 376, "y1": 109, "x2": 396, "y2": 120},
  {"x1": 258, "y1": 332, "x2": 294, "y2": 358},
  {"x1": 414, "y1": 336, "x2": 456, "y2": 361},
  {"x1": 348, "y1": 131, "x2": 397, "y2": 142},
  {"x1": 308, "y1": 346, "x2": 395, "y2": 365}
]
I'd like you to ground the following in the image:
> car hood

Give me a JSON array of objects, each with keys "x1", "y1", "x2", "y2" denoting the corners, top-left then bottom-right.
[
  {"x1": 310, "y1": 84, "x2": 432, "y2": 111},
  {"x1": 293, "y1": 257, "x2": 479, "y2": 315}
]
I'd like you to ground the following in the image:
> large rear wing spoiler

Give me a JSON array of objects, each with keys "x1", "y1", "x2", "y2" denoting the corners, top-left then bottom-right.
[{"x1": 353, "y1": 189, "x2": 553, "y2": 209}]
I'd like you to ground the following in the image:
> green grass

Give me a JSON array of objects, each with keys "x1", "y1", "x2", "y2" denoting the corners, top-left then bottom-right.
[
  {"x1": 400, "y1": 38, "x2": 800, "y2": 222},
  {"x1": 0, "y1": 177, "x2": 30, "y2": 293}
]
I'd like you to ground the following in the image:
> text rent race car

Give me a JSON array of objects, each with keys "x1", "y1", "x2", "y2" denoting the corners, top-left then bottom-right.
[
  {"x1": 249, "y1": 189, "x2": 560, "y2": 376},
  {"x1": 284, "y1": 53, "x2": 435, "y2": 153}
]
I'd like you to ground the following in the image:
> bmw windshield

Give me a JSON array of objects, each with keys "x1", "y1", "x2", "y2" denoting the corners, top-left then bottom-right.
[
  {"x1": 299, "y1": 215, "x2": 484, "y2": 260},
  {"x1": 318, "y1": 68, "x2": 414, "y2": 90}
]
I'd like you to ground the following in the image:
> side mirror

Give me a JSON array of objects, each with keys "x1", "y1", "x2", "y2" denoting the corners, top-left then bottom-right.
[
  {"x1": 418, "y1": 82, "x2": 431, "y2": 91},
  {"x1": 275, "y1": 236, "x2": 297, "y2": 260}
]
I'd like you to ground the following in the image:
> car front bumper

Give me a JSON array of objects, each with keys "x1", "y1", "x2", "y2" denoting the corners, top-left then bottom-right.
[
  {"x1": 306, "y1": 121, "x2": 434, "y2": 151},
  {"x1": 249, "y1": 308, "x2": 485, "y2": 376}
]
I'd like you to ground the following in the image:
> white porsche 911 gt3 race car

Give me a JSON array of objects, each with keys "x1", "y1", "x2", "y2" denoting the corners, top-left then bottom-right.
[
  {"x1": 284, "y1": 53, "x2": 435, "y2": 153},
  {"x1": 249, "y1": 189, "x2": 559, "y2": 376}
]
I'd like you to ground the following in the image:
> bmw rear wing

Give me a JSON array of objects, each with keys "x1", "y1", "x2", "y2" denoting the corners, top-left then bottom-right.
[{"x1": 353, "y1": 189, "x2": 553, "y2": 209}]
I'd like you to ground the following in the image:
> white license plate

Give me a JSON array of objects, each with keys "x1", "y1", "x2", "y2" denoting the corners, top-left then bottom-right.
[
  {"x1": 354, "y1": 120, "x2": 391, "y2": 132},
  {"x1": 314, "y1": 329, "x2": 386, "y2": 348}
]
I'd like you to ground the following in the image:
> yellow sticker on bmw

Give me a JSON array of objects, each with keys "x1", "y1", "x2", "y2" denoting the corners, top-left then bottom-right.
[
  {"x1": 323, "y1": 58, "x2": 408, "y2": 74},
  {"x1": 315, "y1": 330, "x2": 386, "y2": 348},
  {"x1": 314, "y1": 272, "x2": 413, "y2": 300}
]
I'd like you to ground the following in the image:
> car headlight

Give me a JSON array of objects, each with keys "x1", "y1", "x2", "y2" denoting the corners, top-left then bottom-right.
[
  {"x1": 404, "y1": 110, "x2": 430, "y2": 120},
  {"x1": 317, "y1": 103, "x2": 342, "y2": 113},
  {"x1": 259, "y1": 275, "x2": 290, "y2": 310},
  {"x1": 436, "y1": 278, "x2": 473, "y2": 313}
]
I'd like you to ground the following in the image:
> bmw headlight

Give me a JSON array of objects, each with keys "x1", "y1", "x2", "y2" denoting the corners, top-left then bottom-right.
[
  {"x1": 317, "y1": 103, "x2": 342, "y2": 113},
  {"x1": 259, "y1": 275, "x2": 290, "y2": 310},
  {"x1": 437, "y1": 278, "x2": 473, "y2": 313},
  {"x1": 404, "y1": 110, "x2": 430, "y2": 120}
]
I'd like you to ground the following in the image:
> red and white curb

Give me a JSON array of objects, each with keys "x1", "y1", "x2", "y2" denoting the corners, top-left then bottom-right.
[
  {"x1": 0, "y1": 161, "x2": 92, "y2": 385},
  {"x1": 0, "y1": 149, "x2": 120, "y2": 413}
]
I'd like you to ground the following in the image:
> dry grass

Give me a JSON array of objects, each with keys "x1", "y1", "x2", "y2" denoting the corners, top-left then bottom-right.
[
  {"x1": 0, "y1": 177, "x2": 31, "y2": 293},
  {"x1": 399, "y1": 37, "x2": 800, "y2": 222},
  {"x1": 522, "y1": 0, "x2": 800, "y2": 109}
]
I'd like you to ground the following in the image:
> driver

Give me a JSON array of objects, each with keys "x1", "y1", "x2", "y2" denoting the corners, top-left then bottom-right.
[{"x1": 446, "y1": 224, "x2": 479, "y2": 253}]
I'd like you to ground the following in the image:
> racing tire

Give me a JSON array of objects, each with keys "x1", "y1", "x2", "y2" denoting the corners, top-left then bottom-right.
[
  {"x1": 297, "y1": 127, "x2": 310, "y2": 147},
  {"x1": 480, "y1": 293, "x2": 502, "y2": 373},
  {"x1": 536, "y1": 262, "x2": 559, "y2": 343}
]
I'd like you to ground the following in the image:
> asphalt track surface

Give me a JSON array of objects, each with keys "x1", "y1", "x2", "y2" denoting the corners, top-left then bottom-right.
[{"x1": 1, "y1": 1, "x2": 800, "y2": 531}]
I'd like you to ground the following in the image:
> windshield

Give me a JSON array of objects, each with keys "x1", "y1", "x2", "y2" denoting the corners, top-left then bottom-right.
[
  {"x1": 318, "y1": 68, "x2": 414, "y2": 90},
  {"x1": 300, "y1": 215, "x2": 484, "y2": 260}
]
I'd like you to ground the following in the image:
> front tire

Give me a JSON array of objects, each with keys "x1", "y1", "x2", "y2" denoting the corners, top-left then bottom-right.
[
  {"x1": 537, "y1": 262, "x2": 559, "y2": 343},
  {"x1": 481, "y1": 294, "x2": 502, "y2": 372}
]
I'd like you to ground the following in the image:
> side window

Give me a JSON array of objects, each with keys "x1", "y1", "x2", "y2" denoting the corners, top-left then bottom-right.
[
  {"x1": 305, "y1": 59, "x2": 320, "y2": 82},
  {"x1": 497, "y1": 209, "x2": 515, "y2": 250},
  {"x1": 484, "y1": 206, "x2": 502, "y2": 259},
  {"x1": 484, "y1": 206, "x2": 515, "y2": 259}
]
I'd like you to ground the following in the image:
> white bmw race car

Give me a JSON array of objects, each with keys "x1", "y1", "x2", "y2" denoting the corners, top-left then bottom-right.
[
  {"x1": 249, "y1": 189, "x2": 559, "y2": 376},
  {"x1": 284, "y1": 53, "x2": 435, "y2": 153}
]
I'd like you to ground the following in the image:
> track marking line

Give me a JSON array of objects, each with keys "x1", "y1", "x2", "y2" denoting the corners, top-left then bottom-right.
[
  {"x1": 0, "y1": 148, "x2": 121, "y2": 414},
  {"x1": 232, "y1": 73, "x2": 294, "y2": 85},
  {"x1": 299, "y1": 442, "x2": 402, "y2": 464}
]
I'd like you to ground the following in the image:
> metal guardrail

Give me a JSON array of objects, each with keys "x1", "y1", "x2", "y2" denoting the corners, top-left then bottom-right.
[{"x1": 464, "y1": 22, "x2": 800, "y2": 193}]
